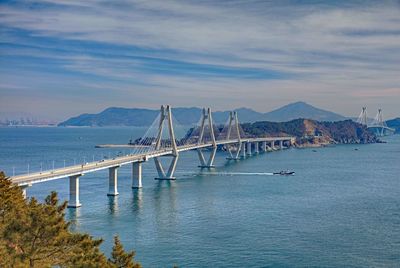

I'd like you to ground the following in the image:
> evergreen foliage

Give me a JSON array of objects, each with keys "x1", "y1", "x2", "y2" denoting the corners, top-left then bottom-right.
[
  {"x1": 241, "y1": 119, "x2": 377, "y2": 144},
  {"x1": 109, "y1": 236, "x2": 141, "y2": 268},
  {"x1": 386, "y1": 117, "x2": 400, "y2": 134},
  {"x1": 0, "y1": 171, "x2": 141, "y2": 268}
]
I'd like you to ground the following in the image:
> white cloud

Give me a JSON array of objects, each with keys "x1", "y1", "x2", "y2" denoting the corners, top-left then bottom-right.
[{"x1": 0, "y1": 0, "x2": 399, "y2": 118}]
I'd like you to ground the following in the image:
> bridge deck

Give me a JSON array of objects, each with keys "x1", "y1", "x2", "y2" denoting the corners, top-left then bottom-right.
[
  {"x1": 367, "y1": 126, "x2": 395, "y2": 131},
  {"x1": 11, "y1": 137, "x2": 294, "y2": 186}
]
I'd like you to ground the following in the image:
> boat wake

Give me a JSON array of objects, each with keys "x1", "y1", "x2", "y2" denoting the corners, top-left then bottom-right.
[{"x1": 195, "y1": 172, "x2": 274, "y2": 176}]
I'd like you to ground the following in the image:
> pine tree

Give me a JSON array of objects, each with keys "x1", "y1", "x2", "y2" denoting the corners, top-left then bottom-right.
[
  {"x1": 0, "y1": 171, "x2": 28, "y2": 267},
  {"x1": 109, "y1": 235, "x2": 141, "y2": 268},
  {"x1": 2, "y1": 191, "x2": 107, "y2": 267},
  {"x1": 0, "y1": 171, "x2": 141, "y2": 268}
]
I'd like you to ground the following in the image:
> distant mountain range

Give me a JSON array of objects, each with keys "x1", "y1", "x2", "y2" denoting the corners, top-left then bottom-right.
[{"x1": 58, "y1": 101, "x2": 350, "y2": 127}]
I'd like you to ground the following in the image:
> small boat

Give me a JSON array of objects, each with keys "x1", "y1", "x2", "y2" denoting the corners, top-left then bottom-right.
[{"x1": 273, "y1": 170, "x2": 295, "y2": 175}]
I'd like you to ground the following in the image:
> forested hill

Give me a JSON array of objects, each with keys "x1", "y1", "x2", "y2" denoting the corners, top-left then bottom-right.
[
  {"x1": 241, "y1": 119, "x2": 378, "y2": 145},
  {"x1": 387, "y1": 118, "x2": 400, "y2": 134}
]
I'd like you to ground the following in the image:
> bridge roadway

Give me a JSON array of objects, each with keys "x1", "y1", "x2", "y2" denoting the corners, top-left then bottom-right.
[
  {"x1": 367, "y1": 125, "x2": 395, "y2": 136},
  {"x1": 11, "y1": 137, "x2": 293, "y2": 187}
]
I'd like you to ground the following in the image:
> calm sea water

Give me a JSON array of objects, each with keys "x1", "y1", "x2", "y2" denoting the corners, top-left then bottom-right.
[{"x1": 0, "y1": 127, "x2": 399, "y2": 267}]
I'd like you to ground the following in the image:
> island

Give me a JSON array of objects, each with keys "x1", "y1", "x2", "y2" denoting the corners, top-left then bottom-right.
[{"x1": 241, "y1": 119, "x2": 378, "y2": 147}]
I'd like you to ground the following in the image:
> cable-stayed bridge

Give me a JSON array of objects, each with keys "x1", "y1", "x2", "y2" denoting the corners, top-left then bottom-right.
[
  {"x1": 10, "y1": 105, "x2": 295, "y2": 208},
  {"x1": 357, "y1": 107, "x2": 394, "y2": 136}
]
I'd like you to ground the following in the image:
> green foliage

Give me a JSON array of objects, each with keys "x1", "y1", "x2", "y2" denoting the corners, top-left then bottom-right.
[
  {"x1": 241, "y1": 119, "x2": 307, "y2": 138},
  {"x1": 0, "y1": 172, "x2": 141, "y2": 268},
  {"x1": 109, "y1": 236, "x2": 141, "y2": 268},
  {"x1": 0, "y1": 171, "x2": 29, "y2": 267},
  {"x1": 241, "y1": 119, "x2": 377, "y2": 144},
  {"x1": 386, "y1": 117, "x2": 400, "y2": 134}
]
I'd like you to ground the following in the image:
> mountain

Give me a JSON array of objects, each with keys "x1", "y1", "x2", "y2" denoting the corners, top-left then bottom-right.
[
  {"x1": 213, "y1": 108, "x2": 265, "y2": 124},
  {"x1": 175, "y1": 107, "x2": 265, "y2": 125},
  {"x1": 387, "y1": 118, "x2": 400, "y2": 134},
  {"x1": 59, "y1": 107, "x2": 159, "y2": 127},
  {"x1": 58, "y1": 107, "x2": 266, "y2": 126},
  {"x1": 263, "y1": 101, "x2": 346, "y2": 122},
  {"x1": 58, "y1": 102, "x2": 347, "y2": 127}
]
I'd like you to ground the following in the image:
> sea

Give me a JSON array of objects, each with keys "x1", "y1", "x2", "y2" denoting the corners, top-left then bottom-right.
[{"x1": 0, "y1": 126, "x2": 399, "y2": 267}]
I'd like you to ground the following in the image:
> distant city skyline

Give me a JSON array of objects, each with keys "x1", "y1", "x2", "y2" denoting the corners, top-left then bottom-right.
[{"x1": 1, "y1": 0, "x2": 399, "y2": 121}]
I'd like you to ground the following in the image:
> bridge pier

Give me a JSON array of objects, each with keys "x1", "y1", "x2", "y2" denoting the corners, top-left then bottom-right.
[
  {"x1": 271, "y1": 141, "x2": 276, "y2": 150},
  {"x1": 132, "y1": 162, "x2": 142, "y2": 188},
  {"x1": 198, "y1": 147, "x2": 217, "y2": 168},
  {"x1": 279, "y1": 140, "x2": 284, "y2": 150},
  {"x1": 68, "y1": 174, "x2": 82, "y2": 208},
  {"x1": 226, "y1": 143, "x2": 241, "y2": 160},
  {"x1": 241, "y1": 142, "x2": 246, "y2": 158},
  {"x1": 290, "y1": 138, "x2": 296, "y2": 147},
  {"x1": 20, "y1": 184, "x2": 30, "y2": 199},
  {"x1": 262, "y1": 141, "x2": 267, "y2": 152},
  {"x1": 254, "y1": 142, "x2": 259, "y2": 153},
  {"x1": 154, "y1": 156, "x2": 178, "y2": 180},
  {"x1": 247, "y1": 142, "x2": 252, "y2": 155},
  {"x1": 107, "y1": 166, "x2": 119, "y2": 196}
]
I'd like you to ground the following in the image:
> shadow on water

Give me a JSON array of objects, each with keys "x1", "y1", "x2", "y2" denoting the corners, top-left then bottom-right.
[
  {"x1": 152, "y1": 180, "x2": 178, "y2": 225},
  {"x1": 107, "y1": 195, "x2": 119, "y2": 215},
  {"x1": 67, "y1": 207, "x2": 81, "y2": 231},
  {"x1": 130, "y1": 188, "x2": 143, "y2": 214}
]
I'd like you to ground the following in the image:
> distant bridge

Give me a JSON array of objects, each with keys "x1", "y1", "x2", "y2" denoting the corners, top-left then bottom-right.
[
  {"x1": 357, "y1": 107, "x2": 394, "y2": 136},
  {"x1": 11, "y1": 105, "x2": 295, "y2": 208}
]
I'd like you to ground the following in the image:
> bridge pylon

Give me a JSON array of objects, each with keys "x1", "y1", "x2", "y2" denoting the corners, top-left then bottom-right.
[
  {"x1": 373, "y1": 109, "x2": 386, "y2": 127},
  {"x1": 369, "y1": 108, "x2": 394, "y2": 136},
  {"x1": 225, "y1": 111, "x2": 243, "y2": 160},
  {"x1": 154, "y1": 105, "x2": 179, "y2": 180},
  {"x1": 197, "y1": 108, "x2": 217, "y2": 168},
  {"x1": 357, "y1": 107, "x2": 368, "y2": 126}
]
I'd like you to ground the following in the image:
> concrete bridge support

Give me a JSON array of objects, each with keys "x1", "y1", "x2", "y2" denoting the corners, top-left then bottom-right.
[
  {"x1": 154, "y1": 156, "x2": 179, "y2": 180},
  {"x1": 262, "y1": 141, "x2": 267, "y2": 152},
  {"x1": 247, "y1": 142, "x2": 252, "y2": 155},
  {"x1": 226, "y1": 144, "x2": 241, "y2": 160},
  {"x1": 241, "y1": 142, "x2": 246, "y2": 158},
  {"x1": 20, "y1": 185, "x2": 29, "y2": 199},
  {"x1": 132, "y1": 162, "x2": 143, "y2": 188},
  {"x1": 254, "y1": 142, "x2": 259, "y2": 153},
  {"x1": 290, "y1": 138, "x2": 296, "y2": 147},
  {"x1": 107, "y1": 166, "x2": 119, "y2": 196},
  {"x1": 68, "y1": 174, "x2": 82, "y2": 208},
  {"x1": 197, "y1": 149, "x2": 206, "y2": 166},
  {"x1": 279, "y1": 140, "x2": 284, "y2": 150},
  {"x1": 209, "y1": 147, "x2": 217, "y2": 167},
  {"x1": 198, "y1": 147, "x2": 217, "y2": 168},
  {"x1": 271, "y1": 141, "x2": 275, "y2": 150}
]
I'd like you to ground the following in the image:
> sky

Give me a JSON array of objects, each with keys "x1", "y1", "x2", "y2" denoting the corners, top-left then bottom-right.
[{"x1": 0, "y1": 0, "x2": 399, "y2": 121}]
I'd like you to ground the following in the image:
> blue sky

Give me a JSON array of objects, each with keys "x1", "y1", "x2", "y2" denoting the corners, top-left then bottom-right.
[{"x1": 0, "y1": 0, "x2": 399, "y2": 121}]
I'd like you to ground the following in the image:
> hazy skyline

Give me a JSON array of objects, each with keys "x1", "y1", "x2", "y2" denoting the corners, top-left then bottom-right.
[{"x1": 1, "y1": 0, "x2": 399, "y2": 121}]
